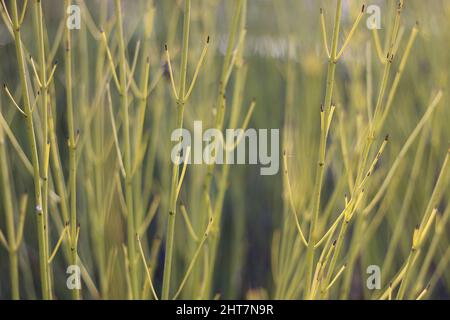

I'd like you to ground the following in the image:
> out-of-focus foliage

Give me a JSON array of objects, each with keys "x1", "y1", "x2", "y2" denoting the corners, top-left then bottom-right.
[{"x1": 0, "y1": 0, "x2": 448, "y2": 300}]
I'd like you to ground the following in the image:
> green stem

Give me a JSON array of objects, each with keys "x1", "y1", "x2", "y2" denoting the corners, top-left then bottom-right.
[
  {"x1": 114, "y1": 0, "x2": 138, "y2": 299},
  {"x1": 64, "y1": 0, "x2": 79, "y2": 300},
  {"x1": 0, "y1": 113, "x2": 19, "y2": 299},
  {"x1": 321, "y1": 218, "x2": 347, "y2": 298},
  {"x1": 326, "y1": 1, "x2": 404, "y2": 298},
  {"x1": 304, "y1": 0, "x2": 342, "y2": 299},
  {"x1": 203, "y1": 0, "x2": 243, "y2": 298},
  {"x1": 396, "y1": 248, "x2": 416, "y2": 299},
  {"x1": 10, "y1": 0, "x2": 49, "y2": 299},
  {"x1": 34, "y1": 0, "x2": 53, "y2": 298},
  {"x1": 162, "y1": 0, "x2": 191, "y2": 300},
  {"x1": 381, "y1": 131, "x2": 426, "y2": 282},
  {"x1": 414, "y1": 205, "x2": 450, "y2": 297}
]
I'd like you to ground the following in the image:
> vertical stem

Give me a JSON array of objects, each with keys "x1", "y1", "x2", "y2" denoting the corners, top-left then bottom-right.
[
  {"x1": 64, "y1": 0, "x2": 79, "y2": 300},
  {"x1": 162, "y1": 0, "x2": 191, "y2": 300},
  {"x1": 133, "y1": 3, "x2": 153, "y2": 230},
  {"x1": 34, "y1": 0, "x2": 52, "y2": 298},
  {"x1": 203, "y1": 0, "x2": 243, "y2": 297},
  {"x1": 338, "y1": 2, "x2": 404, "y2": 298},
  {"x1": 10, "y1": 0, "x2": 49, "y2": 299},
  {"x1": 114, "y1": 0, "x2": 138, "y2": 299},
  {"x1": 304, "y1": 0, "x2": 342, "y2": 299},
  {"x1": 0, "y1": 111, "x2": 19, "y2": 299},
  {"x1": 203, "y1": 0, "x2": 242, "y2": 197},
  {"x1": 92, "y1": 0, "x2": 108, "y2": 297}
]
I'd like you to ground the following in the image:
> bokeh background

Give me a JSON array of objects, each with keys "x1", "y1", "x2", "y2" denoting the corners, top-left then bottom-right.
[{"x1": 0, "y1": 0, "x2": 449, "y2": 299}]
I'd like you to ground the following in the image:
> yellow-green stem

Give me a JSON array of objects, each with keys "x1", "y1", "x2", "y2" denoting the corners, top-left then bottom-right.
[
  {"x1": 162, "y1": 0, "x2": 191, "y2": 300},
  {"x1": 203, "y1": 0, "x2": 243, "y2": 297},
  {"x1": 10, "y1": 0, "x2": 49, "y2": 299},
  {"x1": 114, "y1": 0, "x2": 138, "y2": 299},
  {"x1": 0, "y1": 112, "x2": 19, "y2": 299},
  {"x1": 64, "y1": 0, "x2": 79, "y2": 300},
  {"x1": 304, "y1": 0, "x2": 342, "y2": 299}
]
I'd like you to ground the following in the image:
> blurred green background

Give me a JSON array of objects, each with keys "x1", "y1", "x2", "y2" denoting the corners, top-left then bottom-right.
[{"x1": 0, "y1": 0, "x2": 449, "y2": 299}]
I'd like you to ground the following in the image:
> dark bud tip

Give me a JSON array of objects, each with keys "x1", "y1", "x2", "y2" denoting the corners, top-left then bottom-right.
[
  {"x1": 207, "y1": 35, "x2": 210, "y2": 44},
  {"x1": 361, "y1": 4, "x2": 365, "y2": 12},
  {"x1": 332, "y1": 239, "x2": 337, "y2": 246},
  {"x1": 320, "y1": 8, "x2": 323, "y2": 14},
  {"x1": 385, "y1": 134, "x2": 389, "y2": 141},
  {"x1": 165, "y1": 44, "x2": 168, "y2": 51}
]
